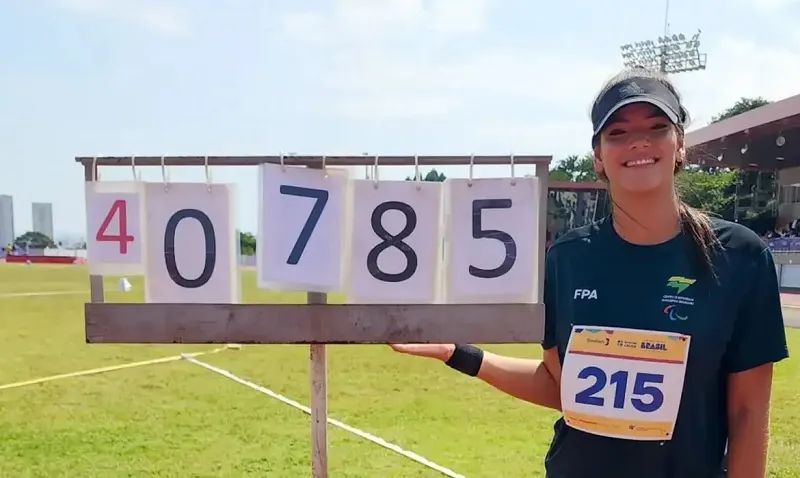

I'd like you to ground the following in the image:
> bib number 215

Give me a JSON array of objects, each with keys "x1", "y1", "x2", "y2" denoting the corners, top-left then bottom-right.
[{"x1": 574, "y1": 366, "x2": 664, "y2": 413}]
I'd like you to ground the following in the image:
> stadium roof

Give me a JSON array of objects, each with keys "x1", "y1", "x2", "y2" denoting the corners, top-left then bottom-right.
[{"x1": 685, "y1": 93, "x2": 800, "y2": 171}]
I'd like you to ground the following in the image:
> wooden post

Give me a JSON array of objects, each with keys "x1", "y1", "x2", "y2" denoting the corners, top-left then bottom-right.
[
  {"x1": 308, "y1": 292, "x2": 328, "y2": 477},
  {"x1": 84, "y1": 163, "x2": 105, "y2": 305},
  {"x1": 306, "y1": 161, "x2": 328, "y2": 478},
  {"x1": 534, "y1": 162, "x2": 549, "y2": 303}
]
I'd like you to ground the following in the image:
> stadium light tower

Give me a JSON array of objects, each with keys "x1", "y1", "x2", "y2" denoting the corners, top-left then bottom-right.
[{"x1": 619, "y1": 0, "x2": 708, "y2": 74}]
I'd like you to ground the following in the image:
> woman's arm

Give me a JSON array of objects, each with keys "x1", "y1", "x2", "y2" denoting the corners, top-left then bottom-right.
[
  {"x1": 474, "y1": 346, "x2": 562, "y2": 410},
  {"x1": 722, "y1": 248, "x2": 789, "y2": 478},
  {"x1": 391, "y1": 343, "x2": 562, "y2": 410},
  {"x1": 725, "y1": 363, "x2": 774, "y2": 478}
]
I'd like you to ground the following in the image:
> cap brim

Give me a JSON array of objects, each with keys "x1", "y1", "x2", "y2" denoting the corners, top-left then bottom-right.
[{"x1": 592, "y1": 96, "x2": 680, "y2": 137}]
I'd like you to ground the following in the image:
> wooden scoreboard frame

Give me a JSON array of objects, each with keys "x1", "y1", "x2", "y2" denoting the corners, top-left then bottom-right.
[{"x1": 76, "y1": 154, "x2": 552, "y2": 478}]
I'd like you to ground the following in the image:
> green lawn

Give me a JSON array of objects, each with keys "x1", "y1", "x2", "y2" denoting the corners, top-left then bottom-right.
[{"x1": 0, "y1": 263, "x2": 798, "y2": 477}]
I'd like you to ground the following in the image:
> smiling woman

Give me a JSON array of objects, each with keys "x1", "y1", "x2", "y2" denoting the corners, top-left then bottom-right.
[{"x1": 390, "y1": 67, "x2": 789, "y2": 478}]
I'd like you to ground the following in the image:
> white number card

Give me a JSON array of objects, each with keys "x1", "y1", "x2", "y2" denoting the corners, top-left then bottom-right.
[
  {"x1": 143, "y1": 182, "x2": 240, "y2": 304},
  {"x1": 85, "y1": 181, "x2": 145, "y2": 276},
  {"x1": 346, "y1": 180, "x2": 443, "y2": 304},
  {"x1": 443, "y1": 177, "x2": 542, "y2": 303},
  {"x1": 258, "y1": 164, "x2": 351, "y2": 293}
]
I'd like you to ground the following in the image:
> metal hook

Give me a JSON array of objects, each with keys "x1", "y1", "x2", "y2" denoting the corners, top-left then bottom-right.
[
  {"x1": 414, "y1": 154, "x2": 421, "y2": 191},
  {"x1": 373, "y1": 155, "x2": 380, "y2": 189},
  {"x1": 322, "y1": 155, "x2": 328, "y2": 177},
  {"x1": 509, "y1": 153, "x2": 516, "y2": 186},
  {"x1": 92, "y1": 156, "x2": 99, "y2": 182},
  {"x1": 468, "y1": 153, "x2": 475, "y2": 187},
  {"x1": 280, "y1": 152, "x2": 286, "y2": 172},
  {"x1": 131, "y1": 155, "x2": 138, "y2": 181},
  {"x1": 161, "y1": 155, "x2": 170, "y2": 192},
  {"x1": 204, "y1": 155, "x2": 212, "y2": 192}
]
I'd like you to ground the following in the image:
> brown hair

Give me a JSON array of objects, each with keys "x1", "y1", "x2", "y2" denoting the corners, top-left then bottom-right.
[{"x1": 591, "y1": 67, "x2": 720, "y2": 279}]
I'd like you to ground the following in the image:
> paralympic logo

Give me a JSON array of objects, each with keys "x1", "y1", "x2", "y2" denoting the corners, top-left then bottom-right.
[{"x1": 664, "y1": 304, "x2": 688, "y2": 321}]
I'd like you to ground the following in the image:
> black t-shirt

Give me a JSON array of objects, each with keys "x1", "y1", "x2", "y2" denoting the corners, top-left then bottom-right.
[{"x1": 542, "y1": 216, "x2": 789, "y2": 478}]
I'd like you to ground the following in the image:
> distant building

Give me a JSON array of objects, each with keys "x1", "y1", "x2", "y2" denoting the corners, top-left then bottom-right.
[
  {"x1": 0, "y1": 195, "x2": 14, "y2": 247},
  {"x1": 31, "y1": 202, "x2": 54, "y2": 242}
]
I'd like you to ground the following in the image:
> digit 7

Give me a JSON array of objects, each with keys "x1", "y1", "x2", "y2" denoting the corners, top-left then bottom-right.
[
  {"x1": 279, "y1": 185, "x2": 329, "y2": 265},
  {"x1": 96, "y1": 199, "x2": 135, "y2": 254}
]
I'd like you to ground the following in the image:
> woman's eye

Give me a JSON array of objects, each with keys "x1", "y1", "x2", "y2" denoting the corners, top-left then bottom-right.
[
  {"x1": 608, "y1": 129, "x2": 626, "y2": 136},
  {"x1": 651, "y1": 123, "x2": 669, "y2": 131}
]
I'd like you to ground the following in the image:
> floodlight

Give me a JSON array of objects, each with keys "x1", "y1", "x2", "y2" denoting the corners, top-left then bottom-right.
[{"x1": 620, "y1": 29, "x2": 708, "y2": 74}]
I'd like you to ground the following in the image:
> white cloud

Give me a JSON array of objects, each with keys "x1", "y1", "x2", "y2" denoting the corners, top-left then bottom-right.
[
  {"x1": 280, "y1": 0, "x2": 487, "y2": 46},
  {"x1": 676, "y1": 34, "x2": 800, "y2": 130},
  {"x1": 56, "y1": 0, "x2": 188, "y2": 35},
  {"x1": 275, "y1": 0, "x2": 800, "y2": 159},
  {"x1": 736, "y1": 0, "x2": 800, "y2": 12},
  {"x1": 318, "y1": 47, "x2": 617, "y2": 121}
]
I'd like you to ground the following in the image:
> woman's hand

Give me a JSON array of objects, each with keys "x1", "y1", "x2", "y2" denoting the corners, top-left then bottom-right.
[{"x1": 389, "y1": 343, "x2": 455, "y2": 362}]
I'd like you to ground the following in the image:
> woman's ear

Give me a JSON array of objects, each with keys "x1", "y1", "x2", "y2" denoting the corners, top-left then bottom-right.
[
  {"x1": 593, "y1": 147, "x2": 604, "y2": 175},
  {"x1": 676, "y1": 140, "x2": 686, "y2": 168}
]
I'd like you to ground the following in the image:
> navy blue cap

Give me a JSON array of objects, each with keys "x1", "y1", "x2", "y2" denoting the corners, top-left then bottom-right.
[{"x1": 591, "y1": 77, "x2": 683, "y2": 137}]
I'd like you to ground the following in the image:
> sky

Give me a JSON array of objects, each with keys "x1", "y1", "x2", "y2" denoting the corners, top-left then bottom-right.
[{"x1": 1, "y1": 0, "x2": 800, "y2": 239}]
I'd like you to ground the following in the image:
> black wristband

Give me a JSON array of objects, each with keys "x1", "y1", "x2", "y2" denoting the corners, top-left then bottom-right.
[{"x1": 444, "y1": 344, "x2": 483, "y2": 377}]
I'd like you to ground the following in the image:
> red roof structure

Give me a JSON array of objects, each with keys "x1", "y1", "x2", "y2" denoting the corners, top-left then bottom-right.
[
  {"x1": 685, "y1": 93, "x2": 800, "y2": 224},
  {"x1": 686, "y1": 93, "x2": 800, "y2": 171}
]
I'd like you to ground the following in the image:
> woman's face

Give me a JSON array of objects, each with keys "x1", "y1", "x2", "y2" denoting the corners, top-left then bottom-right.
[{"x1": 594, "y1": 102, "x2": 682, "y2": 195}]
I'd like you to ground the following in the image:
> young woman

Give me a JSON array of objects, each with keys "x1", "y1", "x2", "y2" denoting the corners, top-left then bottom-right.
[{"x1": 390, "y1": 67, "x2": 789, "y2": 478}]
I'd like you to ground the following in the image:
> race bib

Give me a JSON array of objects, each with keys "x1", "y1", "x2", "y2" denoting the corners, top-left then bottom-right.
[{"x1": 560, "y1": 326, "x2": 691, "y2": 441}]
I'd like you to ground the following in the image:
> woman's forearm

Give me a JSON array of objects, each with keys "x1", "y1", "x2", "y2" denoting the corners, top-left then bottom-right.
[
  {"x1": 475, "y1": 351, "x2": 562, "y2": 410},
  {"x1": 726, "y1": 408, "x2": 769, "y2": 478}
]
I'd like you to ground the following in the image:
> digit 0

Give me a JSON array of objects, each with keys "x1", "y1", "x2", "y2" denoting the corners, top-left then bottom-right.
[
  {"x1": 163, "y1": 209, "x2": 216, "y2": 288},
  {"x1": 96, "y1": 199, "x2": 135, "y2": 254},
  {"x1": 366, "y1": 201, "x2": 418, "y2": 282}
]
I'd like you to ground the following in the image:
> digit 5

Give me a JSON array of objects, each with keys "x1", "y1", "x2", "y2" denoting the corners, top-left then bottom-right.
[{"x1": 631, "y1": 372, "x2": 664, "y2": 413}]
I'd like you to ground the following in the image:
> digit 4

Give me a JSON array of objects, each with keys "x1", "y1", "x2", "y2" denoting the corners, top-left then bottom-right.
[{"x1": 96, "y1": 199, "x2": 135, "y2": 254}]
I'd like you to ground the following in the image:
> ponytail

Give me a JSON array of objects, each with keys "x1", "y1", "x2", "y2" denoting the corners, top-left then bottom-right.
[{"x1": 678, "y1": 201, "x2": 720, "y2": 280}]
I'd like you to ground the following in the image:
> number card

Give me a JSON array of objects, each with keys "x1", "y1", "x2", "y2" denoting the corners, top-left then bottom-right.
[
  {"x1": 560, "y1": 326, "x2": 691, "y2": 441},
  {"x1": 443, "y1": 177, "x2": 541, "y2": 303},
  {"x1": 85, "y1": 181, "x2": 146, "y2": 276},
  {"x1": 258, "y1": 164, "x2": 351, "y2": 293},
  {"x1": 143, "y1": 182, "x2": 240, "y2": 304},
  {"x1": 346, "y1": 180, "x2": 443, "y2": 304}
]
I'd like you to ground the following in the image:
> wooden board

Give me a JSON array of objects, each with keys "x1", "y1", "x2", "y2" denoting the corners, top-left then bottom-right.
[{"x1": 84, "y1": 303, "x2": 546, "y2": 344}]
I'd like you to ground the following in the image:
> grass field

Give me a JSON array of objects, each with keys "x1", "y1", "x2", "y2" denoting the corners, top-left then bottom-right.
[{"x1": 0, "y1": 264, "x2": 798, "y2": 477}]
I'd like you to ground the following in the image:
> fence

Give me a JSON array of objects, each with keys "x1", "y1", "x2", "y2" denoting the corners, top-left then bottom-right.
[{"x1": 767, "y1": 237, "x2": 800, "y2": 251}]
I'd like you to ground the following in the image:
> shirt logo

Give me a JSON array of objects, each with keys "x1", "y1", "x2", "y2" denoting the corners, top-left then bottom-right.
[
  {"x1": 665, "y1": 276, "x2": 696, "y2": 294},
  {"x1": 574, "y1": 289, "x2": 598, "y2": 300},
  {"x1": 662, "y1": 275, "x2": 696, "y2": 321},
  {"x1": 663, "y1": 304, "x2": 688, "y2": 321}
]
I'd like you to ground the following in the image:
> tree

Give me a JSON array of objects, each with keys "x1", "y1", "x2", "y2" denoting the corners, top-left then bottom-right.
[
  {"x1": 549, "y1": 153, "x2": 598, "y2": 182},
  {"x1": 706, "y1": 96, "x2": 775, "y2": 225},
  {"x1": 405, "y1": 169, "x2": 446, "y2": 182},
  {"x1": 239, "y1": 231, "x2": 256, "y2": 256},
  {"x1": 676, "y1": 167, "x2": 738, "y2": 218},
  {"x1": 14, "y1": 231, "x2": 56, "y2": 249},
  {"x1": 711, "y1": 97, "x2": 770, "y2": 123}
]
